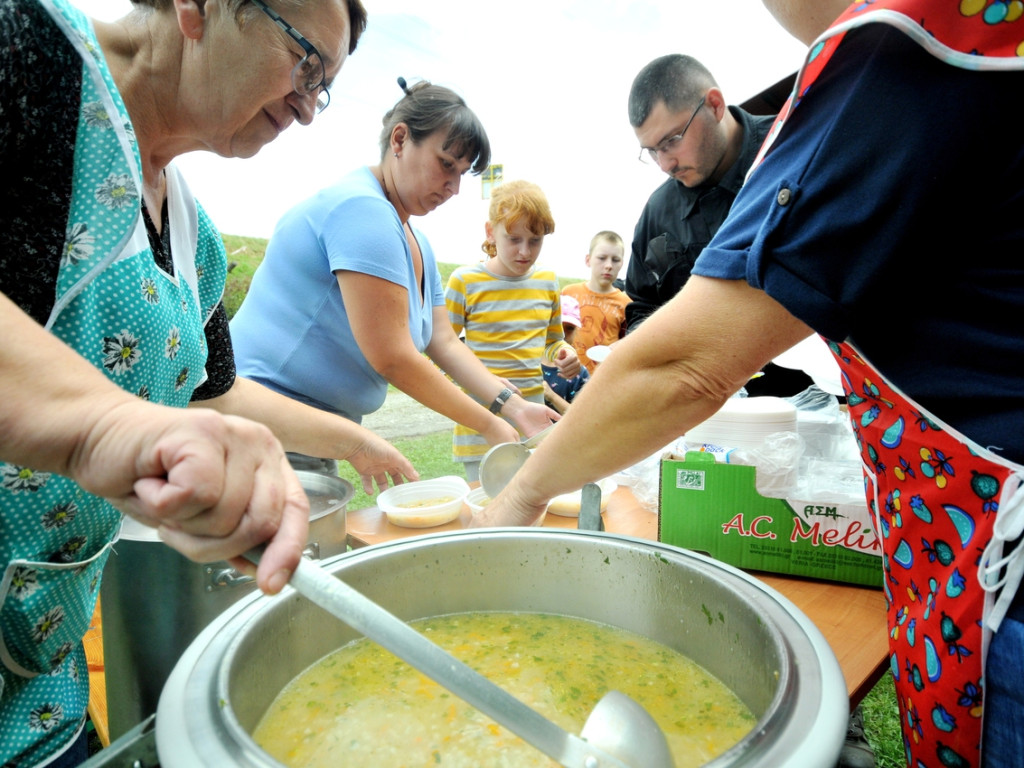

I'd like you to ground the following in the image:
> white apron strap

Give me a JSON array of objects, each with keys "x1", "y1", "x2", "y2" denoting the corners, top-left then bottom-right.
[{"x1": 980, "y1": 471, "x2": 1024, "y2": 631}]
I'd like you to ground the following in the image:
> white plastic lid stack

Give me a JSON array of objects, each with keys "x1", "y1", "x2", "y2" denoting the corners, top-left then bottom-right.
[{"x1": 685, "y1": 396, "x2": 798, "y2": 452}]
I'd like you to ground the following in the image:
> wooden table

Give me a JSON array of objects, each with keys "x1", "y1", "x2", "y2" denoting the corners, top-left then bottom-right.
[{"x1": 348, "y1": 486, "x2": 890, "y2": 707}]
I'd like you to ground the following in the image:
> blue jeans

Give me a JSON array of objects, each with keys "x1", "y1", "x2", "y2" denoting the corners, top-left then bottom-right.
[{"x1": 982, "y1": 614, "x2": 1024, "y2": 767}]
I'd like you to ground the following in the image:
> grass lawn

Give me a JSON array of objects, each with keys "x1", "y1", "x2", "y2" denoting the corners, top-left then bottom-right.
[
  {"x1": 222, "y1": 233, "x2": 902, "y2": 764},
  {"x1": 863, "y1": 671, "x2": 904, "y2": 767},
  {"x1": 222, "y1": 234, "x2": 271, "y2": 318}
]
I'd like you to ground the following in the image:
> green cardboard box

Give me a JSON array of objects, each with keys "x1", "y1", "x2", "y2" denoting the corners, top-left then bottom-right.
[{"x1": 658, "y1": 451, "x2": 882, "y2": 588}]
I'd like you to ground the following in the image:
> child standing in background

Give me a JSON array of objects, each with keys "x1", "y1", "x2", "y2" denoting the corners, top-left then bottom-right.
[
  {"x1": 562, "y1": 231, "x2": 631, "y2": 373},
  {"x1": 542, "y1": 294, "x2": 590, "y2": 414},
  {"x1": 445, "y1": 180, "x2": 578, "y2": 480}
]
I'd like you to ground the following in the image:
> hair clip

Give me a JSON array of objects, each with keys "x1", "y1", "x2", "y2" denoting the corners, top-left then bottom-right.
[{"x1": 397, "y1": 76, "x2": 411, "y2": 95}]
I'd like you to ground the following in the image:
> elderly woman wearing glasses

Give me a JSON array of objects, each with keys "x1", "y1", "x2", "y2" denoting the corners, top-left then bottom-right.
[
  {"x1": 231, "y1": 79, "x2": 559, "y2": 476},
  {"x1": 0, "y1": 1, "x2": 425, "y2": 764}
]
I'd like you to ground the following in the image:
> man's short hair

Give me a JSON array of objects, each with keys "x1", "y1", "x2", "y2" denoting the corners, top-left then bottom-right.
[{"x1": 628, "y1": 54, "x2": 717, "y2": 127}]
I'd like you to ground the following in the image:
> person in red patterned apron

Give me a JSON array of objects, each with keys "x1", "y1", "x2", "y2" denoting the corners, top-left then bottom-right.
[
  {"x1": 475, "y1": 2, "x2": 1024, "y2": 766},
  {"x1": 747, "y1": 4, "x2": 1024, "y2": 766}
]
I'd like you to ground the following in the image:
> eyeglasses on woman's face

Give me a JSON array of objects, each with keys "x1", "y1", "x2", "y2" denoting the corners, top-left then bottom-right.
[
  {"x1": 250, "y1": 0, "x2": 331, "y2": 113},
  {"x1": 638, "y1": 95, "x2": 706, "y2": 164}
]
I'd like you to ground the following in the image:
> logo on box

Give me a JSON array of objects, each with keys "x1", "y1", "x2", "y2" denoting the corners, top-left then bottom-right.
[{"x1": 675, "y1": 469, "x2": 705, "y2": 491}]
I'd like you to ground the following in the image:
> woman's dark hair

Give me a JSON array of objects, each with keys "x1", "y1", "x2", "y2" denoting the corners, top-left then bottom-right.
[{"x1": 379, "y1": 78, "x2": 491, "y2": 175}]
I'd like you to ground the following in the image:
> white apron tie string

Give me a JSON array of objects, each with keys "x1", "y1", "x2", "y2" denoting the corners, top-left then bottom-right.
[{"x1": 980, "y1": 471, "x2": 1024, "y2": 632}]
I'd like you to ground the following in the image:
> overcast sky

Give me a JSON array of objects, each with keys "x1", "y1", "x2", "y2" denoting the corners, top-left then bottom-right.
[{"x1": 77, "y1": 1, "x2": 807, "y2": 279}]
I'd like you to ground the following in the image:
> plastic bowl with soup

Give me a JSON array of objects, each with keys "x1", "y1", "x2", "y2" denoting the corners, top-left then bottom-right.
[
  {"x1": 465, "y1": 486, "x2": 492, "y2": 515},
  {"x1": 376, "y1": 475, "x2": 470, "y2": 528}
]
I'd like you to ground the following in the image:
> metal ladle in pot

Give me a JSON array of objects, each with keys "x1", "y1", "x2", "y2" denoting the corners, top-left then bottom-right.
[
  {"x1": 479, "y1": 422, "x2": 557, "y2": 498},
  {"x1": 245, "y1": 547, "x2": 675, "y2": 768}
]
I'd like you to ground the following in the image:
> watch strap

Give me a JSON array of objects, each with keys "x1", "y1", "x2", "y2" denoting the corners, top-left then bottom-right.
[{"x1": 489, "y1": 387, "x2": 514, "y2": 414}]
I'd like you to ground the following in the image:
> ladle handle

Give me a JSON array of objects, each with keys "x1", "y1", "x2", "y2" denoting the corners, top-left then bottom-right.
[{"x1": 245, "y1": 550, "x2": 631, "y2": 768}]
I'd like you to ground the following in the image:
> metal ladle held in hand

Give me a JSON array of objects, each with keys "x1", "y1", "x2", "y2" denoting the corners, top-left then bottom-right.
[
  {"x1": 479, "y1": 422, "x2": 557, "y2": 498},
  {"x1": 244, "y1": 548, "x2": 675, "y2": 768}
]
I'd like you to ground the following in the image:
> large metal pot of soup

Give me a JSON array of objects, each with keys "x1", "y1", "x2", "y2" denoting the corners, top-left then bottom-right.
[
  {"x1": 101, "y1": 471, "x2": 352, "y2": 740},
  {"x1": 156, "y1": 528, "x2": 848, "y2": 767}
]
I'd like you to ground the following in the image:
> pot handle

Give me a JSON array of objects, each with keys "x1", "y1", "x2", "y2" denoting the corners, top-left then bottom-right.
[{"x1": 209, "y1": 543, "x2": 322, "y2": 591}]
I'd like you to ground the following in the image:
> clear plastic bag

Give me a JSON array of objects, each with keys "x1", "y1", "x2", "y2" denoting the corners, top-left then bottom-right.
[
  {"x1": 613, "y1": 438, "x2": 687, "y2": 513},
  {"x1": 726, "y1": 431, "x2": 805, "y2": 498},
  {"x1": 614, "y1": 386, "x2": 859, "y2": 512},
  {"x1": 785, "y1": 386, "x2": 859, "y2": 462},
  {"x1": 795, "y1": 456, "x2": 867, "y2": 504}
]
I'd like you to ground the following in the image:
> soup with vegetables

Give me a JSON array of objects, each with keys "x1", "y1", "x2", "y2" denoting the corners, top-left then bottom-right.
[
  {"x1": 253, "y1": 612, "x2": 755, "y2": 768},
  {"x1": 396, "y1": 497, "x2": 455, "y2": 509}
]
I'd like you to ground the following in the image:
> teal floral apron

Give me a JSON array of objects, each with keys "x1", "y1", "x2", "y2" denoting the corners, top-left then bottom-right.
[
  {"x1": 752, "y1": 3, "x2": 1024, "y2": 765},
  {"x1": 0, "y1": 0, "x2": 225, "y2": 764}
]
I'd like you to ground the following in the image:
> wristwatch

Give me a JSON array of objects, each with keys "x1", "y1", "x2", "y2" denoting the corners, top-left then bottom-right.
[{"x1": 489, "y1": 387, "x2": 514, "y2": 414}]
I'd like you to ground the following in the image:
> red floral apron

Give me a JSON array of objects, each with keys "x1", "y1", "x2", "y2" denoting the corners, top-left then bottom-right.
[
  {"x1": 750, "y1": 3, "x2": 1024, "y2": 766},
  {"x1": 832, "y1": 341, "x2": 1024, "y2": 767}
]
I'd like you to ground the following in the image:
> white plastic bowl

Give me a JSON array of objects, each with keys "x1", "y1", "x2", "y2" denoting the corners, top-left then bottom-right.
[
  {"x1": 465, "y1": 486, "x2": 492, "y2": 515},
  {"x1": 377, "y1": 476, "x2": 470, "y2": 528}
]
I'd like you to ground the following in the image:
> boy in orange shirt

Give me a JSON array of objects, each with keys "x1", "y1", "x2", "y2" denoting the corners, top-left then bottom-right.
[{"x1": 562, "y1": 231, "x2": 631, "y2": 373}]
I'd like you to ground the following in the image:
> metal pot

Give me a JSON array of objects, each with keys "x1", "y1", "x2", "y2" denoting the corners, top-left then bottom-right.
[
  {"x1": 101, "y1": 471, "x2": 352, "y2": 740},
  {"x1": 156, "y1": 528, "x2": 847, "y2": 767}
]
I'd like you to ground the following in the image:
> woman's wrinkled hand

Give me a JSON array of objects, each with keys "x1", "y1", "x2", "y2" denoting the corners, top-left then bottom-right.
[
  {"x1": 469, "y1": 475, "x2": 548, "y2": 528},
  {"x1": 73, "y1": 403, "x2": 308, "y2": 596}
]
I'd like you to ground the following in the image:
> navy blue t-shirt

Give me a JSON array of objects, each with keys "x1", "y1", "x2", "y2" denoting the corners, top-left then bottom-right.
[
  {"x1": 696, "y1": 24, "x2": 1024, "y2": 463},
  {"x1": 542, "y1": 364, "x2": 589, "y2": 404}
]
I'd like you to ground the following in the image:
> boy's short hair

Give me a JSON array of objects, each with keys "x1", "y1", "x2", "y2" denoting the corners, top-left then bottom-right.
[
  {"x1": 482, "y1": 180, "x2": 556, "y2": 256},
  {"x1": 589, "y1": 230, "x2": 624, "y2": 255}
]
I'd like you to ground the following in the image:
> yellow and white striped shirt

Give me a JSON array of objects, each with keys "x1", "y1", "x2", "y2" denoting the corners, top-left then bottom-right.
[{"x1": 445, "y1": 263, "x2": 570, "y2": 461}]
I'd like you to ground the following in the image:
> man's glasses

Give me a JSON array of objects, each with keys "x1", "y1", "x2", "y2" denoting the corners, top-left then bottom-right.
[
  {"x1": 638, "y1": 96, "x2": 706, "y2": 164},
  {"x1": 250, "y1": 0, "x2": 330, "y2": 113}
]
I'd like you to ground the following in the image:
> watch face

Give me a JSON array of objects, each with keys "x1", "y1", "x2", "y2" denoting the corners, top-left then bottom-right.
[{"x1": 491, "y1": 388, "x2": 512, "y2": 413}]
